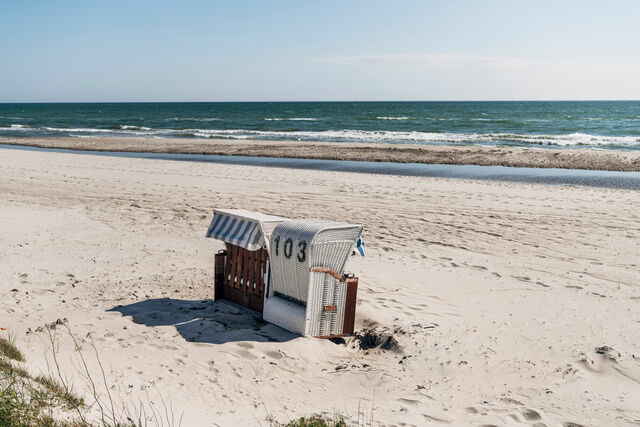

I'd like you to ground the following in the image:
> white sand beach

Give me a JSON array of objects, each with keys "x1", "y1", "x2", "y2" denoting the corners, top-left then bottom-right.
[{"x1": 2, "y1": 147, "x2": 640, "y2": 426}]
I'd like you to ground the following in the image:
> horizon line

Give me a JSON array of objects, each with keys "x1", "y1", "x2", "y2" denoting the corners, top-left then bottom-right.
[{"x1": 1, "y1": 99, "x2": 640, "y2": 104}]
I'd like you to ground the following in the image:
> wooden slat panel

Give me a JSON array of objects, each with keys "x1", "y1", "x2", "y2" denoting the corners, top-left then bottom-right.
[
  {"x1": 224, "y1": 244, "x2": 233, "y2": 301},
  {"x1": 237, "y1": 247, "x2": 242, "y2": 289},
  {"x1": 342, "y1": 277, "x2": 359, "y2": 336},
  {"x1": 242, "y1": 247, "x2": 250, "y2": 294},
  {"x1": 214, "y1": 251, "x2": 226, "y2": 300},
  {"x1": 230, "y1": 245, "x2": 239, "y2": 289},
  {"x1": 253, "y1": 249, "x2": 262, "y2": 295},
  {"x1": 224, "y1": 244, "x2": 233, "y2": 287},
  {"x1": 238, "y1": 246, "x2": 245, "y2": 289},
  {"x1": 247, "y1": 250, "x2": 255, "y2": 294},
  {"x1": 261, "y1": 248, "x2": 268, "y2": 290}
]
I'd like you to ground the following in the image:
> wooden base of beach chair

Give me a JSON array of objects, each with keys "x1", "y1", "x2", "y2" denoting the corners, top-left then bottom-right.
[{"x1": 214, "y1": 244, "x2": 267, "y2": 314}]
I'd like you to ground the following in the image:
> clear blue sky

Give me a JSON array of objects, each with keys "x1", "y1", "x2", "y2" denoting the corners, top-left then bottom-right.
[{"x1": 1, "y1": 1, "x2": 639, "y2": 102}]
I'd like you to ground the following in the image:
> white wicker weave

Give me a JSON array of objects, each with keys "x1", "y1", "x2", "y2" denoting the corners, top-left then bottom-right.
[{"x1": 263, "y1": 219, "x2": 362, "y2": 336}]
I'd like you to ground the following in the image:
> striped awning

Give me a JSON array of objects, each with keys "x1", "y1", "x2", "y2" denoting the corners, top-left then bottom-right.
[{"x1": 206, "y1": 209, "x2": 286, "y2": 251}]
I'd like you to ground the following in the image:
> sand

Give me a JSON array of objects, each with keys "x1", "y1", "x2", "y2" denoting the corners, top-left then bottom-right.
[
  {"x1": 2, "y1": 147, "x2": 640, "y2": 426},
  {"x1": 3, "y1": 136, "x2": 640, "y2": 172}
]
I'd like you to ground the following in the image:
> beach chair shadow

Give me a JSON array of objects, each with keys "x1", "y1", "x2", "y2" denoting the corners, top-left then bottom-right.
[{"x1": 107, "y1": 298, "x2": 297, "y2": 344}]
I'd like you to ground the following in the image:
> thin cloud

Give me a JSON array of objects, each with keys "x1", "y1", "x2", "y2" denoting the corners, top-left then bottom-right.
[{"x1": 313, "y1": 53, "x2": 620, "y2": 73}]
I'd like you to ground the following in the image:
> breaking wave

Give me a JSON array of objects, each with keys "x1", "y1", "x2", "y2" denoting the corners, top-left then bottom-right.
[
  {"x1": 1, "y1": 125, "x2": 639, "y2": 148},
  {"x1": 177, "y1": 129, "x2": 640, "y2": 147},
  {"x1": 168, "y1": 117, "x2": 220, "y2": 121},
  {"x1": 120, "y1": 125, "x2": 151, "y2": 130},
  {"x1": 264, "y1": 117, "x2": 318, "y2": 121}
]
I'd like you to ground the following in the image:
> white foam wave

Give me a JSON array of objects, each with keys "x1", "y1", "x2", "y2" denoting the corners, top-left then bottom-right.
[
  {"x1": 120, "y1": 125, "x2": 152, "y2": 130},
  {"x1": 376, "y1": 116, "x2": 409, "y2": 120},
  {"x1": 44, "y1": 127, "x2": 113, "y2": 133},
  {"x1": 495, "y1": 132, "x2": 639, "y2": 146},
  {"x1": 182, "y1": 129, "x2": 640, "y2": 146},
  {"x1": 264, "y1": 117, "x2": 318, "y2": 121},
  {"x1": 2, "y1": 125, "x2": 638, "y2": 147},
  {"x1": 38, "y1": 126, "x2": 173, "y2": 136},
  {"x1": 470, "y1": 118, "x2": 512, "y2": 122},
  {"x1": 169, "y1": 117, "x2": 220, "y2": 121},
  {"x1": 0, "y1": 124, "x2": 30, "y2": 131}
]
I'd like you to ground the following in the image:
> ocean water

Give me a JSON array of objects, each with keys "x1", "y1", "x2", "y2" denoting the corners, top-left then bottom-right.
[{"x1": 1, "y1": 101, "x2": 639, "y2": 149}]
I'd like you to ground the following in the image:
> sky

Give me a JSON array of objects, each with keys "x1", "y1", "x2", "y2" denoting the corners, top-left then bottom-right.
[{"x1": 1, "y1": 0, "x2": 640, "y2": 102}]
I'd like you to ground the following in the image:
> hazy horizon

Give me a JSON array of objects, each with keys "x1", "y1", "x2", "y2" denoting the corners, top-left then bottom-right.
[{"x1": 2, "y1": 99, "x2": 640, "y2": 104}]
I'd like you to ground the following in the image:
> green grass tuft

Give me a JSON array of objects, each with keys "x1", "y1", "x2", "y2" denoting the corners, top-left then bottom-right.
[
  {"x1": 34, "y1": 375, "x2": 85, "y2": 409},
  {"x1": 0, "y1": 357, "x2": 30, "y2": 379},
  {"x1": 0, "y1": 336, "x2": 25, "y2": 362},
  {"x1": 286, "y1": 415, "x2": 347, "y2": 427}
]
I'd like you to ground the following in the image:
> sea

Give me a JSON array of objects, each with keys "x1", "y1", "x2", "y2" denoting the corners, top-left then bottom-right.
[{"x1": 1, "y1": 101, "x2": 639, "y2": 150}]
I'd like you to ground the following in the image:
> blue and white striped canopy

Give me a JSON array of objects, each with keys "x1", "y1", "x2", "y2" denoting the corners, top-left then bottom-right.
[{"x1": 206, "y1": 209, "x2": 285, "y2": 251}]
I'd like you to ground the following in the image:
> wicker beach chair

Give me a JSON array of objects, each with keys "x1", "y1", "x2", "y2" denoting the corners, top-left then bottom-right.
[{"x1": 263, "y1": 219, "x2": 363, "y2": 337}]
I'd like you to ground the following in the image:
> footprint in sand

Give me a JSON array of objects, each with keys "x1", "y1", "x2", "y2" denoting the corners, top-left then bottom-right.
[
  {"x1": 422, "y1": 413, "x2": 450, "y2": 423},
  {"x1": 236, "y1": 342, "x2": 254, "y2": 349},
  {"x1": 522, "y1": 408, "x2": 542, "y2": 421},
  {"x1": 265, "y1": 351, "x2": 282, "y2": 359},
  {"x1": 235, "y1": 349, "x2": 257, "y2": 360},
  {"x1": 397, "y1": 397, "x2": 420, "y2": 405}
]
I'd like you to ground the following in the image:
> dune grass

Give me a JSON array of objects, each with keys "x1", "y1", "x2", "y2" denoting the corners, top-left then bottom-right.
[
  {"x1": 0, "y1": 335, "x2": 25, "y2": 362},
  {"x1": 285, "y1": 415, "x2": 348, "y2": 426},
  {"x1": 1, "y1": 324, "x2": 180, "y2": 426},
  {"x1": 0, "y1": 331, "x2": 85, "y2": 426}
]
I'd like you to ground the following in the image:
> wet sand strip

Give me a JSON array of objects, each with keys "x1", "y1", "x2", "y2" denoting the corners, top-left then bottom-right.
[{"x1": 2, "y1": 136, "x2": 640, "y2": 172}]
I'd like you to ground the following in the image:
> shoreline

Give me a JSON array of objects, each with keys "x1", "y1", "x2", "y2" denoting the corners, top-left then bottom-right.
[
  {"x1": 5, "y1": 143, "x2": 640, "y2": 190},
  {"x1": 2, "y1": 136, "x2": 640, "y2": 172}
]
